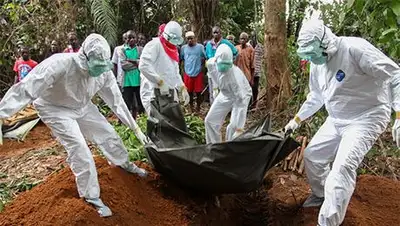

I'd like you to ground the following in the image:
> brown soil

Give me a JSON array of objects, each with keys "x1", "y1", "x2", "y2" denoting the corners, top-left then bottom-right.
[
  {"x1": 0, "y1": 158, "x2": 189, "y2": 226},
  {"x1": 1, "y1": 149, "x2": 399, "y2": 226},
  {"x1": 0, "y1": 122, "x2": 56, "y2": 159},
  {"x1": 265, "y1": 168, "x2": 400, "y2": 226}
]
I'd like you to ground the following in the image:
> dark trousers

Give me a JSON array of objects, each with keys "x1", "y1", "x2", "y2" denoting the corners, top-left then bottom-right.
[
  {"x1": 251, "y1": 76, "x2": 260, "y2": 108},
  {"x1": 189, "y1": 92, "x2": 203, "y2": 112},
  {"x1": 122, "y1": 86, "x2": 144, "y2": 119}
]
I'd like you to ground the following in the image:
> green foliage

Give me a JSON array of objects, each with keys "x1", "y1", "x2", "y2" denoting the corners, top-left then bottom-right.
[
  {"x1": 112, "y1": 116, "x2": 147, "y2": 162},
  {"x1": 110, "y1": 113, "x2": 206, "y2": 162},
  {"x1": 185, "y1": 114, "x2": 206, "y2": 144},
  {"x1": 0, "y1": 0, "x2": 77, "y2": 96},
  {"x1": 112, "y1": 0, "x2": 173, "y2": 44},
  {"x1": 287, "y1": 0, "x2": 309, "y2": 38},
  {"x1": 218, "y1": 0, "x2": 264, "y2": 37},
  {"x1": 316, "y1": 0, "x2": 400, "y2": 61},
  {"x1": 86, "y1": 0, "x2": 117, "y2": 47},
  {"x1": 0, "y1": 176, "x2": 40, "y2": 212},
  {"x1": 94, "y1": 95, "x2": 113, "y2": 117}
]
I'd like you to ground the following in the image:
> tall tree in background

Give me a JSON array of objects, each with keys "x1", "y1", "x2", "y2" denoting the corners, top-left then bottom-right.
[
  {"x1": 264, "y1": 0, "x2": 291, "y2": 110},
  {"x1": 188, "y1": 0, "x2": 219, "y2": 42}
]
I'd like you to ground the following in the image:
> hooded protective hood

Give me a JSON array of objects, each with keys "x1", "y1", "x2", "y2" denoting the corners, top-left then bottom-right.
[
  {"x1": 215, "y1": 44, "x2": 234, "y2": 72},
  {"x1": 297, "y1": 19, "x2": 338, "y2": 56},
  {"x1": 162, "y1": 21, "x2": 183, "y2": 45},
  {"x1": 215, "y1": 44, "x2": 233, "y2": 63},
  {"x1": 79, "y1": 34, "x2": 111, "y2": 61}
]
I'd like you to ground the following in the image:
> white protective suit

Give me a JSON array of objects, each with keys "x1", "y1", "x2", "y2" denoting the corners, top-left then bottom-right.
[
  {"x1": 139, "y1": 21, "x2": 187, "y2": 115},
  {"x1": 205, "y1": 44, "x2": 252, "y2": 144},
  {"x1": 288, "y1": 20, "x2": 400, "y2": 226},
  {"x1": 0, "y1": 34, "x2": 148, "y2": 217}
]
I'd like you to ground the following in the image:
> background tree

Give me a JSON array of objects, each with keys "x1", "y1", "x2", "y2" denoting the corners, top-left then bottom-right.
[{"x1": 264, "y1": 0, "x2": 291, "y2": 110}]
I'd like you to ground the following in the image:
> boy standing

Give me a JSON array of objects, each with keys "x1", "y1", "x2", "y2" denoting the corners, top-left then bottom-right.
[
  {"x1": 120, "y1": 30, "x2": 144, "y2": 119},
  {"x1": 13, "y1": 46, "x2": 38, "y2": 83}
]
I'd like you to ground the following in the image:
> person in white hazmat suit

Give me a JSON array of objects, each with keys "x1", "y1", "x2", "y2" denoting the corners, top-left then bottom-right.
[
  {"x1": 0, "y1": 34, "x2": 150, "y2": 218},
  {"x1": 284, "y1": 19, "x2": 400, "y2": 226},
  {"x1": 139, "y1": 21, "x2": 190, "y2": 115},
  {"x1": 205, "y1": 44, "x2": 252, "y2": 144}
]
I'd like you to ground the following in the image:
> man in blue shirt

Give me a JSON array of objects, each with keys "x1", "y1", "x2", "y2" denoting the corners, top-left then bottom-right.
[
  {"x1": 180, "y1": 31, "x2": 205, "y2": 113},
  {"x1": 205, "y1": 26, "x2": 238, "y2": 104},
  {"x1": 205, "y1": 26, "x2": 238, "y2": 60}
]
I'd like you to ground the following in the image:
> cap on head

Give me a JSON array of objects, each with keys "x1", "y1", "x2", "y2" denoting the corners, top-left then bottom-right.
[
  {"x1": 81, "y1": 33, "x2": 111, "y2": 60},
  {"x1": 185, "y1": 31, "x2": 195, "y2": 38},
  {"x1": 239, "y1": 32, "x2": 249, "y2": 39}
]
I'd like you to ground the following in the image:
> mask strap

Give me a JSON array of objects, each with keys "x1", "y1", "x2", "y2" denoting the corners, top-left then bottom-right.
[
  {"x1": 164, "y1": 32, "x2": 175, "y2": 42},
  {"x1": 82, "y1": 49, "x2": 90, "y2": 61},
  {"x1": 319, "y1": 26, "x2": 327, "y2": 50}
]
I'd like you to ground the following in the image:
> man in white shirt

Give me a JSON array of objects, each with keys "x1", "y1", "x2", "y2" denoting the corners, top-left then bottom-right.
[{"x1": 112, "y1": 32, "x2": 128, "y2": 88}]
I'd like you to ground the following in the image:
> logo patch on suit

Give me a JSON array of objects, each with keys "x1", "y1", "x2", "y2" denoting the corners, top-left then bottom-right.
[{"x1": 336, "y1": 69, "x2": 345, "y2": 82}]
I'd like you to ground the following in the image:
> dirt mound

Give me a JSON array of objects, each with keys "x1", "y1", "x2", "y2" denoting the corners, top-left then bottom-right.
[
  {"x1": 343, "y1": 175, "x2": 400, "y2": 226},
  {"x1": 1, "y1": 157, "x2": 400, "y2": 226},
  {"x1": 266, "y1": 169, "x2": 400, "y2": 226},
  {"x1": 0, "y1": 158, "x2": 188, "y2": 226}
]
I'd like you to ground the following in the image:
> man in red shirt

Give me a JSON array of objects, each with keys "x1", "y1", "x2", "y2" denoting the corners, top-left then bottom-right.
[
  {"x1": 63, "y1": 32, "x2": 81, "y2": 53},
  {"x1": 13, "y1": 46, "x2": 38, "y2": 83}
]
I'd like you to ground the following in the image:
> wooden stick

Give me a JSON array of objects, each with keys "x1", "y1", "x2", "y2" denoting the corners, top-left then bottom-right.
[
  {"x1": 297, "y1": 136, "x2": 307, "y2": 174},
  {"x1": 283, "y1": 159, "x2": 288, "y2": 171},
  {"x1": 288, "y1": 150, "x2": 297, "y2": 171},
  {"x1": 286, "y1": 150, "x2": 295, "y2": 161},
  {"x1": 291, "y1": 150, "x2": 298, "y2": 171},
  {"x1": 293, "y1": 148, "x2": 301, "y2": 171},
  {"x1": 298, "y1": 136, "x2": 307, "y2": 163},
  {"x1": 298, "y1": 161, "x2": 305, "y2": 174}
]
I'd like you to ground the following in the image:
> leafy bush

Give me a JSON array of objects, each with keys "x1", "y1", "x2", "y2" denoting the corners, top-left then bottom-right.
[
  {"x1": 111, "y1": 114, "x2": 205, "y2": 162},
  {"x1": 184, "y1": 114, "x2": 206, "y2": 144}
]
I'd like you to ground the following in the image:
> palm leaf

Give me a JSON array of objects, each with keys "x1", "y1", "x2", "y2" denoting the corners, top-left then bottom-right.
[{"x1": 87, "y1": 0, "x2": 117, "y2": 47}]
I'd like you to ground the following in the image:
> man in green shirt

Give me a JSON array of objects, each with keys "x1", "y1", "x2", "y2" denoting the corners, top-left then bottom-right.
[{"x1": 120, "y1": 30, "x2": 144, "y2": 119}]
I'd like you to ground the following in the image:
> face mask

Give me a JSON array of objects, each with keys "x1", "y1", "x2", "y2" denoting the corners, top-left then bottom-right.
[
  {"x1": 22, "y1": 55, "x2": 29, "y2": 61},
  {"x1": 87, "y1": 58, "x2": 112, "y2": 77},
  {"x1": 164, "y1": 32, "x2": 183, "y2": 46},
  {"x1": 217, "y1": 62, "x2": 233, "y2": 72},
  {"x1": 297, "y1": 39, "x2": 327, "y2": 65}
]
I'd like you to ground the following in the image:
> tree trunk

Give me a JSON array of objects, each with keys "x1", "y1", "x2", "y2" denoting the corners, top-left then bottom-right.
[
  {"x1": 264, "y1": 0, "x2": 291, "y2": 111},
  {"x1": 188, "y1": 0, "x2": 219, "y2": 43}
]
